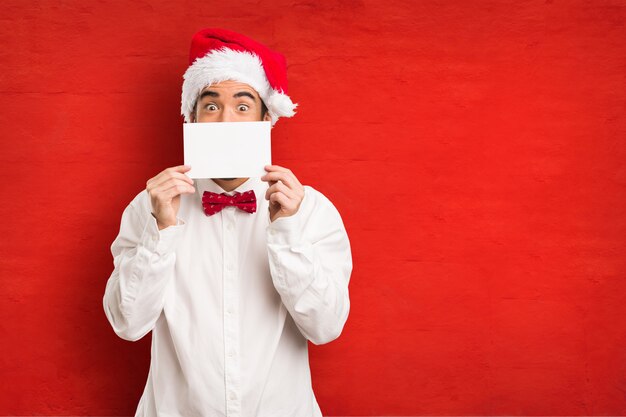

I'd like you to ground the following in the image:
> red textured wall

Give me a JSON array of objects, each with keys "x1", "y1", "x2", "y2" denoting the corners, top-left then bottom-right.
[{"x1": 1, "y1": 0, "x2": 625, "y2": 415}]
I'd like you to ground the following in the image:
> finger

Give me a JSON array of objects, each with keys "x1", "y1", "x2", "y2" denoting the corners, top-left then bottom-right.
[
  {"x1": 149, "y1": 165, "x2": 192, "y2": 185},
  {"x1": 277, "y1": 168, "x2": 301, "y2": 188},
  {"x1": 159, "y1": 182, "x2": 196, "y2": 200},
  {"x1": 269, "y1": 191, "x2": 290, "y2": 209},
  {"x1": 148, "y1": 165, "x2": 192, "y2": 188},
  {"x1": 265, "y1": 181, "x2": 296, "y2": 201},
  {"x1": 149, "y1": 171, "x2": 194, "y2": 190},
  {"x1": 155, "y1": 165, "x2": 192, "y2": 181},
  {"x1": 263, "y1": 165, "x2": 293, "y2": 179},
  {"x1": 264, "y1": 174, "x2": 304, "y2": 203},
  {"x1": 169, "y1": 164, "x2": 192, "y2": 172},
  {"x1": 261, "y1": 171, "x2": 298, "y2": 190},
  {"x1": 152, "y1": 179, "x2": 195, "y2": 198},
  {"x1": 264, "y1": 164, "x2": 290, "y2": 173}
]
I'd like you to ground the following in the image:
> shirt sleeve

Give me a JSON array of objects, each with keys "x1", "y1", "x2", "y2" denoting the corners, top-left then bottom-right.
[
  {"x1": 266, "y1": 186, "x2": 353, "y2": 345},
  {"x1": 102, "y1": 190, "x2": 185, "y2": 341}
]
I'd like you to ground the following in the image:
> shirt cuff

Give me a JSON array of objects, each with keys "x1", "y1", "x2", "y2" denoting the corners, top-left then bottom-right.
[
  {"x1": 142, "y1": 214, "x2": 186, "y2": 255},
  {"x1": 266, "y1": 188, "x2": 308, "y2": 245}
]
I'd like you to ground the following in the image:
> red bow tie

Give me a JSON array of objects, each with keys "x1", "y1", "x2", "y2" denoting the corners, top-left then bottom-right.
[{"x1": 202, "y1": 190, "x2": 257, "y2": 216}]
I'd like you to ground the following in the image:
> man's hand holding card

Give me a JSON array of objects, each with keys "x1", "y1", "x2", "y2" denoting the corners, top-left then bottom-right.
[{"x1": 261, "y1": 164, "x2": 305, "y2": 223}]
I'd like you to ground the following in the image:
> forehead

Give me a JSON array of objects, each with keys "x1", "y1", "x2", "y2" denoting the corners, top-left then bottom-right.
[{"x1": 200, "y1": 80, "x2": 260, "y2": 97}]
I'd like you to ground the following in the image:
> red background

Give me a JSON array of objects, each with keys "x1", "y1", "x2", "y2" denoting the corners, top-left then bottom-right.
[{"x1": 1, "y1": 0, "x2": 625, "y2": 415}]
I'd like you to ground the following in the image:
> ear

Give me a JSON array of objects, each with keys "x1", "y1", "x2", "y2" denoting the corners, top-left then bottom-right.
[{"x1": 262, "y1": 112, "x2": 271, "y2": 122}]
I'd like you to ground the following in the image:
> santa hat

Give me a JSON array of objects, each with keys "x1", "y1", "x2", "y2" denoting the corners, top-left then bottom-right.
[{"x1": 181, "y1": 28, "x2": 297, "y2": 125}]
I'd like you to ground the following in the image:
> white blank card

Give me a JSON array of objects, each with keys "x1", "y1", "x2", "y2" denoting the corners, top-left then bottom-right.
[{"x1": 183, "y1": 121, "x2": 271, "y2": 179}]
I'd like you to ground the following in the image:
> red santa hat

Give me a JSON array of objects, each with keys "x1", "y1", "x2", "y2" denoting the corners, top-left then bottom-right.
[{"x1": 181, "y1": 28, "x2": 297, "y2": 125}]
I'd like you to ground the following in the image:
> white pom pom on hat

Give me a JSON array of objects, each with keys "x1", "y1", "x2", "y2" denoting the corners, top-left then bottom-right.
[{"x1": 181, "y1": 28, "x2": 298, "y2": 126}]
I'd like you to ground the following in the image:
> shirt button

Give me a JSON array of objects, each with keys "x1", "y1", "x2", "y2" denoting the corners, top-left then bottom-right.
[
  {"x1": 269, "y1": 229, "x2": 276, "y2": 236},
  {"x1": 228, "y1": 350, "x2": 234, "y2": 357},
  {"x1": 229, "y1": 392, "x2": 236, "y2": 400},
  {"x1": 227, "y1": 264, "x2": 234, "y2": 271},
  {"x1": 227, "y1": 223, "x2": 234, "y2": 231}
]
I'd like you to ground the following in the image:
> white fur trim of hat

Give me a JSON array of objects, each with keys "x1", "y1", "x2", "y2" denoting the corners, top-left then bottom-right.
[{"x1": 181, "y1": 48, "x2": 297, "y2": 126}]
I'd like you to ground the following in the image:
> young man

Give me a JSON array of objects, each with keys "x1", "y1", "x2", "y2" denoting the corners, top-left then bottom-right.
[{"x1": 102, "y1": 28, "x2": 353, "y2": 417}]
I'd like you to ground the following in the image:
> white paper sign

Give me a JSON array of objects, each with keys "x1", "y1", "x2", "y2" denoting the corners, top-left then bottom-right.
[{"x1": 183, "y1": 121, "x2": 271, "y2": 179}]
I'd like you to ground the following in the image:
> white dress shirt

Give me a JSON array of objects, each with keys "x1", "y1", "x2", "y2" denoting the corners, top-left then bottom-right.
[{"x1": 102, "y1": 175, "x2": 352, "y2": 417}]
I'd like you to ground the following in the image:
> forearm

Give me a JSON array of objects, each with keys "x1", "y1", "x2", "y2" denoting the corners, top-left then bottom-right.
[
  {"x1": 266, "y1": 188, "x2": 353, "y2": 345},
  {"x1": 103, "y1": 204, "x2": 184, "y2": 341},
  {"x1": 267, "y1": 240, "x2": 352, "y2": 345},
  {"x1": 103, "y1": 246, "x2": 176, "y2": 341}
]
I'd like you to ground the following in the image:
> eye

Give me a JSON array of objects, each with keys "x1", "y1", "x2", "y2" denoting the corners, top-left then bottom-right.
[
  {"x1": 237, "y1": 104, "x2": 249, "y2": 112},
  {"x1": 204, "y1": 103, "x2": 218, "y2": 111}
]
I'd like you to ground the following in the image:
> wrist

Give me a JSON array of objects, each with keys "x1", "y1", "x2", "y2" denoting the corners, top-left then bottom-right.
[{"x1": 152, "y1": 212, "x2": 176, "y2": 230}]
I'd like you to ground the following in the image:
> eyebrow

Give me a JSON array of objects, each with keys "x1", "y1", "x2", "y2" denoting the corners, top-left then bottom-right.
[
  {"x1": 198, "y1": 90, "x2": 257, "y2": 101},
  {"x1": 199, "y1": 90, "x2": 219, "y2": 100},
  {"x1": 233, "y1": 91, "x2": 257, "y2": 101}
]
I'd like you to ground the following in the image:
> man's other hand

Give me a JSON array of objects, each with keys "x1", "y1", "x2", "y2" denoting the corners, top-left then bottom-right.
[
  {"x1": 261, "y1": 165, "x2": 305, "y2": 223},
  {"x1": 147, "y1": 165, "x2": 195, "y2": 230}
]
